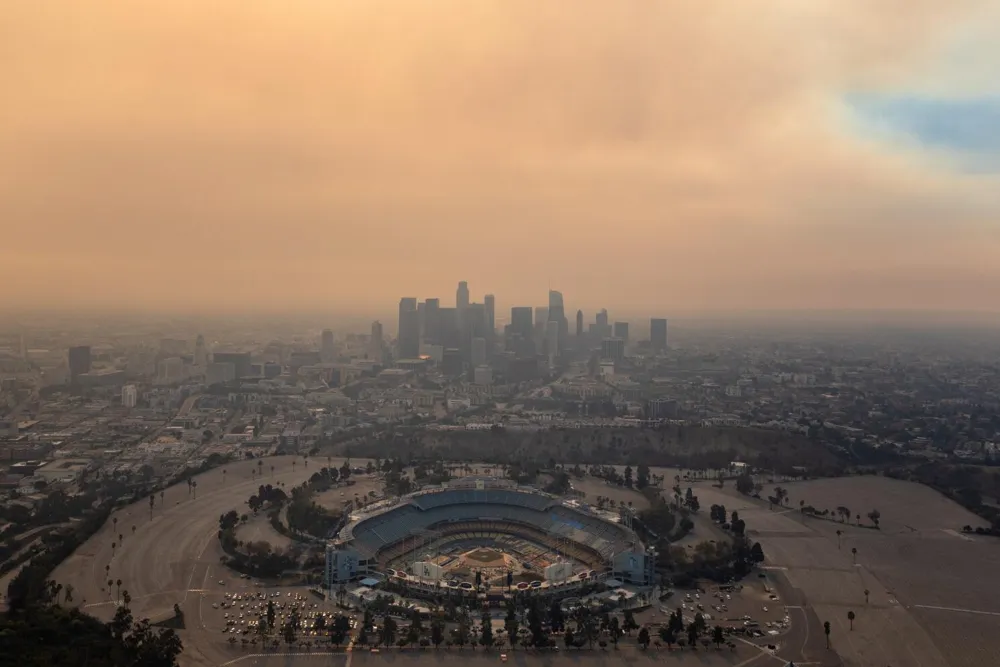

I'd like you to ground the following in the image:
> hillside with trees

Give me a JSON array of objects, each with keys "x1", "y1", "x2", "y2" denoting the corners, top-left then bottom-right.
[{"x1": 340, "y1": 425, "x2": 842, "y2": 474}]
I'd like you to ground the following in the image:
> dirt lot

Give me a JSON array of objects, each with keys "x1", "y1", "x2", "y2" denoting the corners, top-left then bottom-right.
[{"x1": 711, "y1": 475, "x2": 1000, "y2": 667}]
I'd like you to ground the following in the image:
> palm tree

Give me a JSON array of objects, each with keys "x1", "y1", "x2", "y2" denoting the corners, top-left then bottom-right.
[
  {"x1": 105, "y1": 564, "x2": 110, "y2": 577},
  {"x1": 64, "y1": 583, "x2": 74, "y2": 604},
  {"x1": 122, "y1": 590, "x2": 131, "y2": 609},
  {"x1": 107, "y1": 580, "x2": 114, "y2": 599},
  {"x1": 847, "y1": 610, "x2": 855, "y2": 630},
  {"x1": 131, "y1": 524, "x2": 136, "y2": 536},
  {"x1": 864, "y1": 589, "x2": 870, "y2": 604},
  {"x1": 851, "y1": 547, "x2": 857, "y2": 564},
  {"x1": 824, "y1": 621, "x2": 831, "y2": 648},
  {"x1": 192, "y1": 480, "x2": 197, "y2": 498},
  {"x1": 116, "y1": 579, "x2": 122, "y2": 602},
  {"x1": 836, "y1": 529, "x2": 842, "y2": 549},
  {"x1": 113, "y1": 516, "x2": 118, "y2": 532},
  {"x1": 111, "y1": 542, "x2": 116, "y2": 557}
]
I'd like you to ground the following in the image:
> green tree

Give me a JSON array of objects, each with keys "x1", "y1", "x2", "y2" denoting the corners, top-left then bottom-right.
[
  {"x1": 431, "y1": 620, "x2": 445, "y2": 648},
  {"x1": 381, "y1": 615, "x2": 397, "y2": 648},
  {"x1": 659, "y1": 626, "x2": 676, "y2": 650},
  {"x1": 480, "y1": 609, "x2": 494, "y2": 649},
  {"x1": 504, "y1": 601, "x2": 519, "y2": 650}
]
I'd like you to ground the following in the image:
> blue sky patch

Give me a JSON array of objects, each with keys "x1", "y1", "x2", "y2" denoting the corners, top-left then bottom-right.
[{"x1": 846, "y1": 93, "x2": 1000, "y2": 170}]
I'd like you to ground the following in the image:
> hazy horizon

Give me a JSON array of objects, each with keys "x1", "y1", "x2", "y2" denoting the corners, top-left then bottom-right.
[{"x1": 3, "y1": 2, "x2": 1000, "y2": 313}]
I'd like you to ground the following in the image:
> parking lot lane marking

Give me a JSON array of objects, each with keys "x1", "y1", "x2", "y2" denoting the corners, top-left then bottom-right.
[{"x1": 912, "y1": 604, "x2": 1000, "y2": 617}]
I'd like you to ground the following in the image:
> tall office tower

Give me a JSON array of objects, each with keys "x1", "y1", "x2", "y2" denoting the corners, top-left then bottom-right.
[
  {"x1": 484, "y1": 294, "x2": 495, "y2": 335},
  {"x1": 462, "y1": 303, "x2": 488, "y2": 361},
  {"x1": 533, "y1": 306, "x2": 548, "y2": 344},
  {"x1": 398, "y1": 298, "x2": 420, "y2": 358},
  {"x1": 471, "y1": 336, "x2": 487, "y2": 367},
  {"x1": 545, "y1": 320, "x2": 560, "y2": 367},
  {"x1": 613, "y1": 321, "x2": 630, "y2": 342},
  {"x1": 369, "y1": 321, "x2": 384, "y2": 361},
  {"x1": 575, "y1": 310, "x2": 584, "y2": 337},
  {"x1": 595, "y1": 308, "x2": 611, "y2": 338},
  {"x1": 650, "y1": 318, "x2": 668, "y2": 351},
  {"x1": 438, "y1": 307, "x2": 460, "y2": 348},
  {"x1": 601, "y1": 337, "x2": 626, "y2": 361},
  {"x1": 456, "y1": 281, "x2": 470, "y2": 310},
  {"x1": 121, "y1": 384, "x2": 138, "y2": 408},
  {"x1": 194, "y1": 334, "x2": 208, "y2": 367},
  {"x1": 320, "y1": 329, "x2": 335, "y2": 362},
  {"x1": 68, "y1": 345, "x2": 92, "y2": 384},
  {"x1": 423, "y1": 298, "x2": 441, "y2": 343},
  {"x1": 510, "y1": 307, "x2": 533, "y2": 337}
]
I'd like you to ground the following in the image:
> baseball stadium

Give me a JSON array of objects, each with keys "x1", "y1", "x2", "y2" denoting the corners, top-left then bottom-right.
[{"x1": 324, "y1": 478, "x2": 655, "y2": 599}]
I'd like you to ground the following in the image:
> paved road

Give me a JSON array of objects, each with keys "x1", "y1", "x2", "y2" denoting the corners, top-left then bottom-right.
[{"x1": 53, "y1": 456, "x2": 336, "y2": 666}]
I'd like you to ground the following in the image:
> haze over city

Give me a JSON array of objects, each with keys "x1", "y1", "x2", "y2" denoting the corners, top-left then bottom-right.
[{"x1": 3, "y1": 1, "x2": 1000, "y2": 316}]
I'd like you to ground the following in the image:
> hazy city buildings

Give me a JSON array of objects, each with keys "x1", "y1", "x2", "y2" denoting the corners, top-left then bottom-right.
[
  {"x1": 397, "y1": 298, "x2": 420, "y2": 359},
  {"x1": 613, "y1": 321, "x2": 630, "y2": 342},
  {"x1": 194, "y1": 334, "x2": 208, "y2": 367},
  {"x1": 212, "y1": 351, "x2": 252, "y2": 379},
  {"x1": 157, "y1": 356, "x2": 184, "y2": 382},
  {"x1": 456, "y1": 281, "x2": 469, "y2": 310},
  {"x1": 651, "y1": 318, "x2": 668, "y2": 351},
  {"x1": 601, "y1": 337, "x2": 626, "y2": 361},
  {"x1": 471, "y1": 336, "x2": 487, "y2": 367},
  {"x1": 369, "y1": 321, "x2": 384, "y2": 362},
  {"x1": 576, "y1": 310, "x2": 584, "y2": 337},
  {"x1": 121, "y1": 383, "x2": 138, "y2": 407},
  {"x1": 320, "y1": 328, "x2": 335, "y2": 362},
  {"x1": 68, "y1": 345, "x2": 91, "y2": 384}
]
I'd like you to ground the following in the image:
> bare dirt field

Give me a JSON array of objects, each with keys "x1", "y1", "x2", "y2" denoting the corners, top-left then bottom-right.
[
  {"x1": 569, "y1": 477, "x2": 651, "y2": 510},
  {"x1": 712, "y1": 475, "x2": 1000, "y2": 667}
]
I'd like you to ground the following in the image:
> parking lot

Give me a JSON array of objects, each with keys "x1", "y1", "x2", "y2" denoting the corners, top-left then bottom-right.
[
  {"x1": 200, "y1": 580, "x2": 355, "y2": 648},
  {"x1": 637, "y1": 577, "x2": 791, "y2": 642}
]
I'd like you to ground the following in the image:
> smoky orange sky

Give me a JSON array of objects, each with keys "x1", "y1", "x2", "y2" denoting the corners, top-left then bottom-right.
[{"x1": 2, "y1": 1, "x2": 1000, "y2": 316}]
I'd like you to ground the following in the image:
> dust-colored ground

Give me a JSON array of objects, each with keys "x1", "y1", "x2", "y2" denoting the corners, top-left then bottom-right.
[{"x1": 710, "y1": 475, "x2": 1000, "y2": 667}]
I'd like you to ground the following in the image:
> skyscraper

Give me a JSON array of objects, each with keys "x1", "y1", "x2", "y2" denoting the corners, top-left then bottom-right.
[
  {"x1": 594, "y1": 309, "x2": 612, "y2": 339},
  {"x1": 369, "y1": 321, "x2": 384, "y2": 361},
  {"x1": 575, "y1": 310, "x2": 584, "y2": 337},
  {"x1": 613, "y1": 321, "x2": 630, "y2": 342},
  {"x1": 398, "y1": 298, "x2": 420, "y2": 358},
  {"x1": 510, "y1": 307, "x2": 533, "y2": 338},
  {"x1": 194, "y1": 334, "x2": 208, "y2": 367},
  {"x1": 650, "y1": 318, "x2": 668, "y2": 351},
  {"x1": 484, "y1": 294, "x2": 495, "y2": 335},
  {"x1": 122, "y1": 384, "x2": 138, "y2": 408},
  {"x1": 68, "y1": 346, "x2": 91, "y2": 384},
  {"x1": 456, "y1": 281, "x2": 470, "y2": 310},
  {"x1": 320, "y1": 329, "x2": 335, "y2": 362},
  {"x1": 423, "y1": 298, "x2": 441, "y2": 343},
  {"x1": 546, "y1": 320, "x2": 560, "y2": 368},
  {"x1": 471, "y1": 336, "x2": 487, "y2": 367}
]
